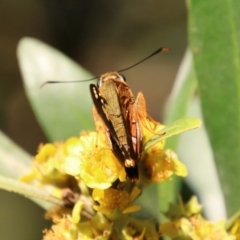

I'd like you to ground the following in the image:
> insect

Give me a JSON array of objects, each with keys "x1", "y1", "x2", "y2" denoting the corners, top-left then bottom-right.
[
  {"x1": 89, "y1": 48, "x2": 169, "y2": 180},
  {"x1": 42, "y1": 47, "x2": 170, "y2": 181},
  {"x1": 90, "y1": 72, "x2": 140, "y2": 180}
]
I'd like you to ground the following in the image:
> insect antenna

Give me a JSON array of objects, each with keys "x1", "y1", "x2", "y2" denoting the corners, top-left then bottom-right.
[
  {"x1": 40, "y1": 46, "x2": 170, "y2": 88},
  {"x1": 40, "y1": 76, "x2": 98, "y2": 88},
  {"x1": 118, "y1": 47, "x2": 170, "y2": 73}
]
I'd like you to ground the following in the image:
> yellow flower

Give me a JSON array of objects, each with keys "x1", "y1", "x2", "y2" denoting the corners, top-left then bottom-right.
[
  {"x1": 164, "y1": 196, "x2": 202, "y2": 220},
  {"x1": 21, "y1": 131, "x2": 125, "y2": 190},
  {"x1": 20, "y1": 142, "x2": 71, "y2": 187},
  {"x1": 122, "y1": 218, "x2": 159, "y2": 240},
  {"x1": 92, "y1": 187, "x2": 141, "y2": 217},
  {"x1": 43, "y1": 216, "x2": 77, "y2": 240},
  {"x1": 44, "y1": 207, "x2": 112, "y2": 240},
  {"x1": 160, "y1": 197, "x2": 235, "y2": 240},
  {"x1": 142, "y1": 148, "x2": 187, "y2": 182},
  {"x1": 227, "y1": 214, "x2": 240, "y2": 240},
  {"x1": 75, "y1": 131, "x2": 124, "y2": 189},
  {"x1": 132, "y1": 94, "x2": 187, "y2": 183},
  {"x1": 35, "y1": 143, "x2": 57, "y2": 163}
]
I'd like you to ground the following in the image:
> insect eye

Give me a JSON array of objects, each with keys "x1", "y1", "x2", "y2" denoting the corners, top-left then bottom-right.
[
  {"x1": 97, "y1": 79, "x2": 102, "y2": 88},
  {"x1": 119, "y1": 74, "x2": 126, "y2": 82}
]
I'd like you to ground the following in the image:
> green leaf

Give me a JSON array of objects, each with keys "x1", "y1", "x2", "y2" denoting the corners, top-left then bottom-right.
[
  {"x1": 0, "y1": 130, "x2": 31, "y2": 178},
  {"x1": 0, "y1": 175, "x2": 61, "y2": 209},
  {"x1": 17, "y1": 37, "x2": 95, "y2": 141},
  {"x1": 177, "y1": 98, "x2": 226, "y2": 220},
  {"x1": 0, "y1": 130, "x2": 54, "y2": 209},
  {"x1": 138, "y1": 51, "x2": 199, "y2": 224},
  {"x1": 162, "y1": 50, "x2": 198, "y2": 217},
  {"x1": 164, "y1": 51, "x2": 225, "y2": 220},
  {"x1": 144, "y1": 117, "x2": 202, "y2": 150},
  {"x1": 162, "y1": 51, "x2": 198, "y2": 216},
  {"x1": 164, "y1": 49, "x2": 198, "y2": 129},
  {"x1": 188, "y1": 1, "x2": 240, "y2": 216}
]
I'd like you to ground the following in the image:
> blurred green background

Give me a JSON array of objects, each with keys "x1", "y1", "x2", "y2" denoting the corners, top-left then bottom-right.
[{"x1": 0, "y1": 1, "x2": 187, "y2": 239}]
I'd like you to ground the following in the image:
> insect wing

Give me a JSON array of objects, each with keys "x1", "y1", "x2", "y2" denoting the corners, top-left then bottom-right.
[
  {"x1": 117, "y1": 83, "x2": 143, "y2": 162},
  {"x1": 90, "y1": 76, "x2": 139, "y2": 180},
  {"x1": 90, "y1": 84, "x2": 119, "y2": 145},
  {"x1": 90, "y1": 83, "x2": 139, "y2": 180}
]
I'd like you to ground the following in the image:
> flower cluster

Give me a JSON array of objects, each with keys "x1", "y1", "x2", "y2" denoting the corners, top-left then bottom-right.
[
  {"x1": 21, "y1": 96, "x2": 189, "y2": 239},
  {"x1": 160, "y1": 196, "x2": 236, "y2": 240}
]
